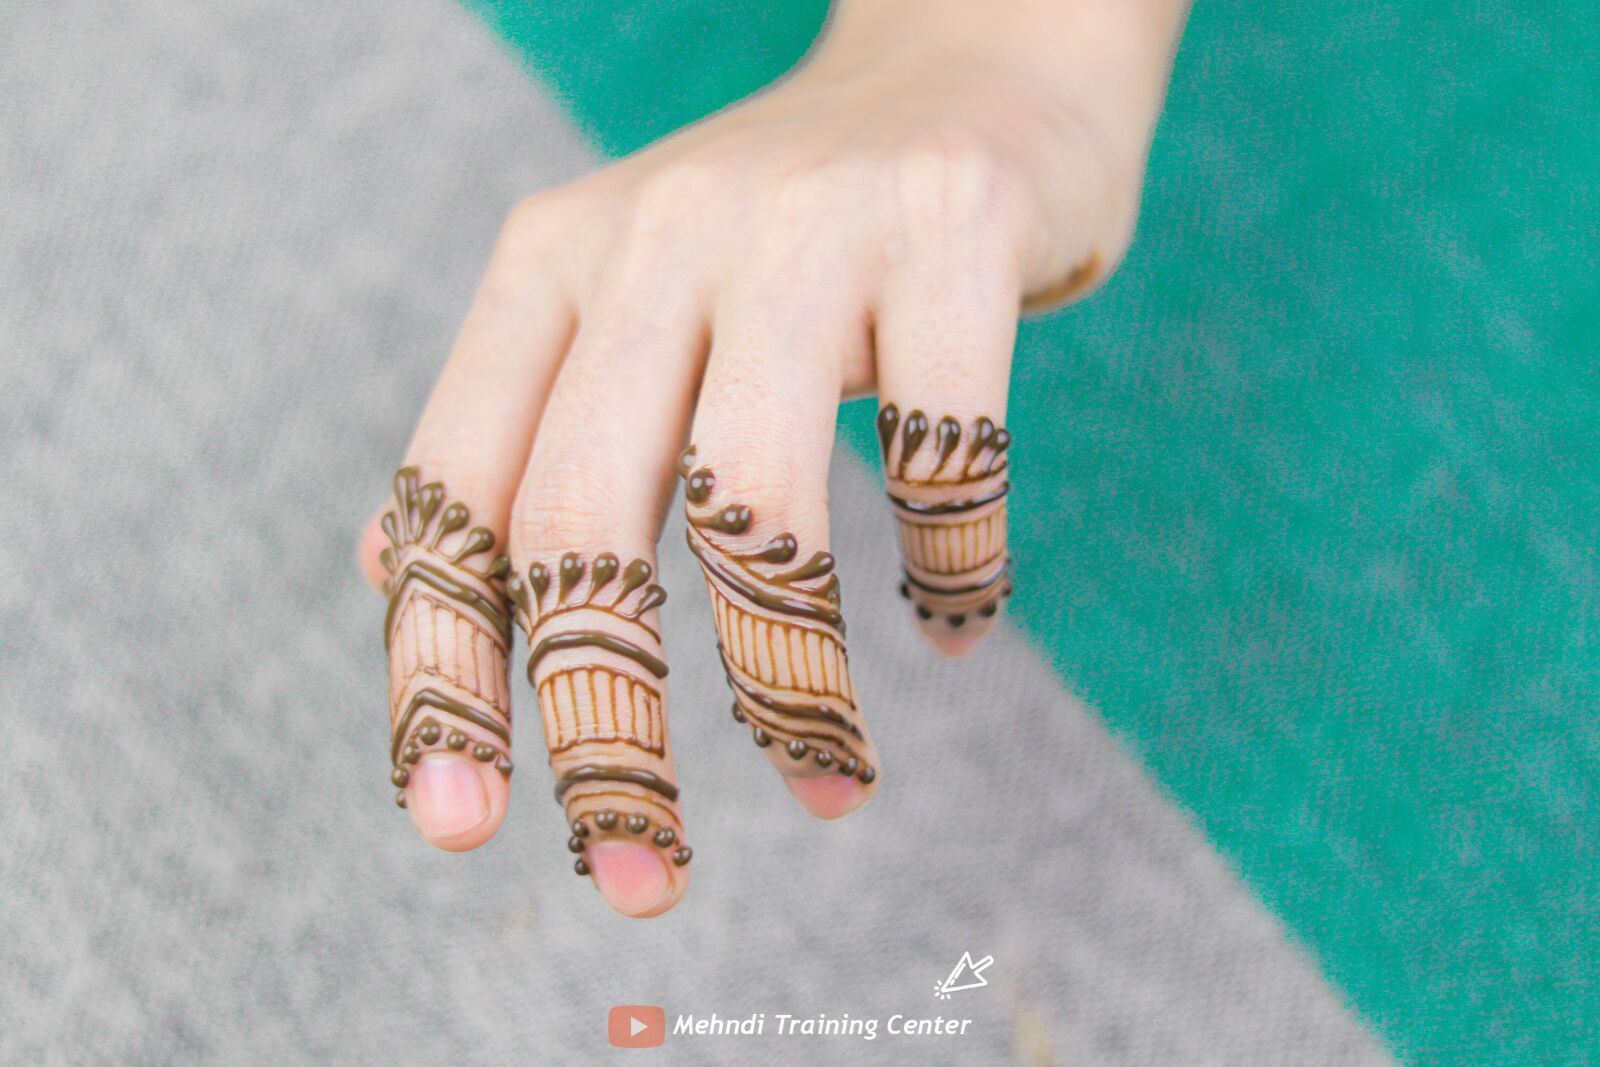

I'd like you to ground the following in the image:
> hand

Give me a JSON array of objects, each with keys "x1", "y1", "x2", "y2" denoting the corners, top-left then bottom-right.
[{"x1": 358, "y1": 0, "x2": 1184, "y2": 917}]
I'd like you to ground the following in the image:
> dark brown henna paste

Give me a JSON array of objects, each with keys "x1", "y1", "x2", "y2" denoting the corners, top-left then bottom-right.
[
  {"x1": 878, "y1": 405, "x2": 1014, "y2": 632},
  {"x1": 679, "y1": 446, "x2": 876, "y2": 785},
  {"x1": 382, "y1": 468, "x2": 514, "y2": 809},
  {"x1": 508, "y1": 552, "x2": 689, "y2": 871}
]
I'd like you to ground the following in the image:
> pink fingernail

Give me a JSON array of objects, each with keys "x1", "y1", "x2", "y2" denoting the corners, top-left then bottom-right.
[
  {"x1": 585, "y1": 841, "x2": 674, "y2": 917},
  {"x1": 914, "y1": 609, "x2": 998, "y2": 659},
  {"x1": 406, "y1": 754, "x2": 490, "y2": 844},
  {"x1": 784, "y1": 773, "x2": 872, "y2": 820}
]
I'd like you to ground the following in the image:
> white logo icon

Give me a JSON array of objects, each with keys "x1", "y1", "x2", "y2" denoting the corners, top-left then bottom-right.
[
  {"x1": 629, "y1": 1017, "x2": 649, "y2": 1037},
  {"x1": 934, "y1": 952, "x2": 994, "y2": 999}
]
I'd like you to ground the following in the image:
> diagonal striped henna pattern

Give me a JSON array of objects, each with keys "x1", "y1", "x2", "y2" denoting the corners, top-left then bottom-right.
[
  {"x1": 877, "y1": 405, "x2": 1013, "y2": 643},
  {"x1": 679, "y1": 446, "x2": 878, "y2": 787},
  {"x1": 381, "y1": 467, "x2": 515, "y2": 809},
  {"x1": 508, "y1": 552, "x2": 692, "y2": 875}
]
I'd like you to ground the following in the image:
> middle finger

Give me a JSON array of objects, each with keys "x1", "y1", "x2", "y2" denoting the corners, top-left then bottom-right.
[{"x1": 509, "y1": 268, "x2": 708, "y2": 919}]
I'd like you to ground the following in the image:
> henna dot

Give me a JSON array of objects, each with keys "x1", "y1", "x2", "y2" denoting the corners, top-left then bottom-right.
[
  {"x1": 567, "y1": 835, "x2": 586, "y2": 854},
  {"x1": 898, "y1": 582, "x2": 910, "y2": 600},
  {"x1": 571, "y1": 818, "x2": 589, "y2": 836},
  {"x1": 472, "y1": 743, "x2": 496, "y2": 762},
  {"x1": 858, "y1": 766, "x2": 877, "y2": 785},
  {"x1": 730, "y1": 702, "x2": 746, "y2": 723},
  {"x1": 980, "y1": 603, "x2": 999, "y2": 618},
  {"x1": 948, "y1": 614, "x2": 967, "y2": 628},
  {"x1": 685, "y1": 467, "x2": 715, "y2": 504},
  {"x1": 447, "y1": 731, "x2": 467, "y2": 750},
  {"x1": 595, "y1": 810, "x2": 618, "y2": 831},
  {"x1": 390, "y1": 767, "x2": 410, "y2": 788},
  {"x1": 786, "y1": 739, "x2": 808, "y2": 761},
  {"x1": 715, "y1": 506, "x2": 750, "y2": 533},
  {"x1": 757, "y1": 533, "x2": 798, "y2": 563},
  {"x1": 496, "y1": 756, "x2": 514, "y2": 778},
  {"x1": 915, "y1": 605, "x2": 933, "y2": 621},
  {"x1": 839, "y1": 757, "x2": 860, "y2": 778},
  {"x1": 672, "y1": 847, "x2": 693, "y2": 867},
  {"x1": 395, "y1": 790, "x2": 408, "y2": 808},
  {"x1": 814, "y1": 750, "x2": 834, "y2": 768},
  {"x1": 653, "y1": 828, "x2": 676, "y2": 848},
  {"x1": 626, "y1": 814, "x2": 649, "y2": 835},
  {"x1": 752, "y1": 727, "x2": 771, "y2": 748},
  {"x1": 401, "y1": 744, "x2": 421, "y2": 765},
  {"x1": 574, "y1": 858, "x2": 590, "y2": 876},
  {"x1": 418, "y1": 722, "x2": 441, "y2": 746}
]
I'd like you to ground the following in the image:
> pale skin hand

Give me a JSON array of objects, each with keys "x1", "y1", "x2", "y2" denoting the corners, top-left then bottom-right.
[{"x1": 359, "y1": 0, "x2": 1188, "y2": 917}]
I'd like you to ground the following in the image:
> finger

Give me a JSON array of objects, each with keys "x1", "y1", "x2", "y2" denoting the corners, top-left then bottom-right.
[
  {"x1": 379, "y1": 228, "x2": 577, "y2": 851},
  {"x1": 682, "y1": 284, "x2": 881, "y2": 822},
  {"x1": 359, "y1": 513, "x2": 391, "y2": 592},
  {"x1": 510, "y1": 282, "x2": 706, "y2": 918},
  {"x1": 873, "y1": 220, "x2": 1020, "y2": 658},
  {"x1": 357, "y1": 202, "x2": 576, "y2": 584}
]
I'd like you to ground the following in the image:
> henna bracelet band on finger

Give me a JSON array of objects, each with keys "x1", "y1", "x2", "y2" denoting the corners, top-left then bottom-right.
[
  {"x1": 508, "y1": 551, "x2": 691, "y2": 873},
  {"x1": 877, "y1": 405, "x2": 1014, "y2": 630},
  {"x1": 381, "y1": 468, "x2": 515, "y2": 807},
  {"x1": 679, "y1": 446, "x2": 877, "y2": 786}
]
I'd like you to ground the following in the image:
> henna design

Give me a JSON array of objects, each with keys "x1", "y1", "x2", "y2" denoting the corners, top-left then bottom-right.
[
  {"x1": 877, "y1": 405, "x2": 1014, "y2": 630},
  {"x1": 382, "y1": 468, "x2": 514, "y2": 808},
  {"x1": 679, "y1": 446, "x2": 877, "y2": 786},
  {"x1": 508, "y1": 551, "x2": 689, "y2": 873}
]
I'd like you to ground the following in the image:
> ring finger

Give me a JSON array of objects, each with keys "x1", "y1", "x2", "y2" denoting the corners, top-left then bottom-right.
[{"x1": 682, "y1": 248, "x2": 883, "y2": 822}]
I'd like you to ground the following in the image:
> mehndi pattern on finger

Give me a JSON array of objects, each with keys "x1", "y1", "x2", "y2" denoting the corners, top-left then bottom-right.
[
  {"x1": 877, "y1": 405, "x2": 1013, "y2": 632},
  {"x1": 382, "y1": 467, "x2": 515, "y2": 808},
  {"x1": 679, "y1": 446, "x2": 876, "y2": 786},
  {"x1": 508, "y1": 551, "x2": 690, "y2": 873}
]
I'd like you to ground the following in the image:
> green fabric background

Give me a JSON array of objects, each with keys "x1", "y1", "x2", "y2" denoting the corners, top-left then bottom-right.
[{"x1": 464, "y1": 2, "x2": 1598, "y2": 1062}]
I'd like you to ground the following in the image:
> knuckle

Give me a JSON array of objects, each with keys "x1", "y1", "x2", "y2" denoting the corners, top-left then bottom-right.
[
  {"x1": 760, "y1": 161, "x2": 847, "y2": 222},
  {"x1": 693, "y1": 444, "x2": 829, "y2": 536},
  {"x1": 891, "y1": 129, "x2": 1022, "y2": 237},
  {"x1": 513, "y1": 464, "x2": 625, "y2": 551},
  {"x1": 627, "y1": 160, "x2": 725, "y2": 241},
  {"x1": 501, "y1": 184, "x2": 602, "y2": 256},
  {"x1": 754, "y1": 158, "x2": 880, "y2": 244},
  {"x1": 502, "y1": 192, "x2": 562, "y2": 245}
]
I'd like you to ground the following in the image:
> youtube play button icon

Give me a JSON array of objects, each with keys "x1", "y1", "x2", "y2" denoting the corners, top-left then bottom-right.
[{"x1": 608, "y1": 1005, "x2": 666, "y2": 1048}]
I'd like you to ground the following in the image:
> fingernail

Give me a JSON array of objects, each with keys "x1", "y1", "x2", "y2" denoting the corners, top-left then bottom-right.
[
  {"x1": 586, "y1": 841, "x2": 674, "y2": 917},
  {"x1": 784, "y1": 772, "x2": 873, "y2": 820},
  {"x1": 406, "y1": 754, "x2": 490, "y2": 845},
  {"x1": 914, "y1": 610, "x2": 997, "y2": 659}
]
